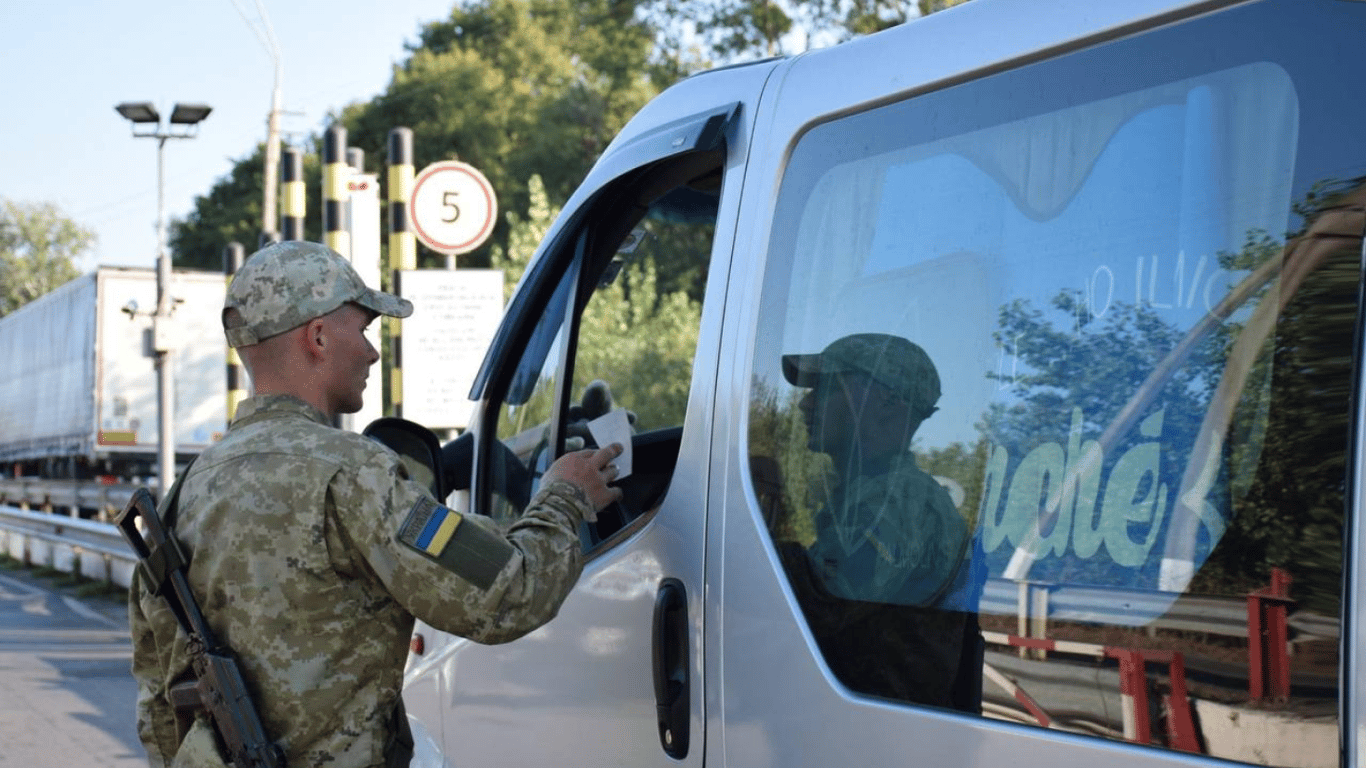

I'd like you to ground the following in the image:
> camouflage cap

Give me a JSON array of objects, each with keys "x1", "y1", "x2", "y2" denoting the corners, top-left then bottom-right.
[
  {"x1": 782, "y1": 333, "x2": 941, "y2": 416},
  {"x1": 223, "y1": 241, "x2": 413, "y2": 347}
]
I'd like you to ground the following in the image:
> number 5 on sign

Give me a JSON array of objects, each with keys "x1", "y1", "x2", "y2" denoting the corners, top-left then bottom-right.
[{"x1": 409, "y1": 161, "x2": 498, "y2": 255}]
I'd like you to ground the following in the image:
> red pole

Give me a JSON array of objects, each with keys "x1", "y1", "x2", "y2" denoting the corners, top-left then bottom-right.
[
  {"x1": 1110, "y1": 649, "x2": 1152, "y2": 744},
  {"x1": 1247, "y1": 568, "x2": 1294, "y2": 702},
  {"x1": 1161, "y1": 651, "x2": 1201, "y2": 753}
]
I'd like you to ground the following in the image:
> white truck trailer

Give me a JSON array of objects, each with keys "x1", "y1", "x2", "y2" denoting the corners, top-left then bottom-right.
[{"x1": 0, "y1": 267, "x2": 228, "y2": 479}]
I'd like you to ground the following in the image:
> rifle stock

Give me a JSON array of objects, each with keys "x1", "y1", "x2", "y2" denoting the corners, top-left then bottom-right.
[{"x1": 117, "y1": 488, "x2": 287, "y2": 768}]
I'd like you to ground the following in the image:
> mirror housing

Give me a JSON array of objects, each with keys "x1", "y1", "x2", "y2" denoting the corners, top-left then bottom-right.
[{"x1": 363, "y1": 418, "x2": 449, "y2": 500}]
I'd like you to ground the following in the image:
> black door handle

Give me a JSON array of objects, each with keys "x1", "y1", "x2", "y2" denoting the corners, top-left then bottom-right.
[{"x1": 652, "y1": 578, "x2": 689, "y2": 758}]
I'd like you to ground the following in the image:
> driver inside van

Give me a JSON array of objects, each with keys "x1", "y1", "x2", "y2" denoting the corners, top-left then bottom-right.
[{"x1": 778, "y1": 332, "x2": 975, "y2": 708}]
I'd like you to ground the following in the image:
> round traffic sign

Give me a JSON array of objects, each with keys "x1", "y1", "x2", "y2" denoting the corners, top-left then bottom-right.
[{"x1": 408, "y1": 161, "x2": 498, "y2": 255}]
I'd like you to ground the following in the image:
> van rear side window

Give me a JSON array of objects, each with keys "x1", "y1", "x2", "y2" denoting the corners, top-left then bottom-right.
[{"x1": 747, "y1": 1, "x2": 1364, "y2": 764}]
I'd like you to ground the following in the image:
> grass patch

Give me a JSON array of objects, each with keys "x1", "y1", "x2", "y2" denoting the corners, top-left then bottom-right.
[
  {"x1": 52, "y1": 570, "x2": 88, "y2": 588},
  {"x1": 73, "y1": 580, "x2": 127, "y2": 600},
  {"x1": 0, "y1": 553, "x2": 126, "y2": 599},
  {"x1": 31, "y1": 564, "x2": 88, "y2": 589}
]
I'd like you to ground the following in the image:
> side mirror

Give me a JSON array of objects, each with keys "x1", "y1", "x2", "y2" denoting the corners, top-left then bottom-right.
[{"x1": 363, "y1": 418, "x2": 448, "y2": 500}]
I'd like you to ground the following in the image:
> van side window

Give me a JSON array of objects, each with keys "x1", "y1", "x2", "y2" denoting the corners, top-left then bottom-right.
[
  {"x1": 490, "y1": 154, "x2": 723, "y2": 549},
  {"x1": 748, "y1": 1, "x2": 1361, "y2": 763}
]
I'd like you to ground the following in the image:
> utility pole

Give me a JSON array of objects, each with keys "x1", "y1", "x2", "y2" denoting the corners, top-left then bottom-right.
[
  {"x1": 236, "y1": 0, "x2": 284, "y2": 247},
  {"x1": 261, "y1": 63, "x2": 283, "y2": 246}
]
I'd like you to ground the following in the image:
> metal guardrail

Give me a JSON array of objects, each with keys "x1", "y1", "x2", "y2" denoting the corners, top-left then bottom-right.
[
  {"x1": 0, "y1": 504, "x2": 137, "y2": 588},
  {"x1": 0, "y1": 477, "x2": 151, "y2": 518},
  {"x1": 980, "y1": 579, "x2": 1339, "y2": 645},
  {"x1": 0, "y1": 501, "x2": 1341, "y2": 644}
]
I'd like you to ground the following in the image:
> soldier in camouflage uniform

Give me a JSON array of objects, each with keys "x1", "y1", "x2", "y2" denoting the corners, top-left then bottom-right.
[
  {"x1": 129, "y1": 241, "x2": 623, "y2": 767},
  {"x1": 778, "y1": 333, "x2": 978, "y2": 710}
]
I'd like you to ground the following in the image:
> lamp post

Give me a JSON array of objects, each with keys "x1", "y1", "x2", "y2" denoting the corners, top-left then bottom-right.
[{"x1": 115, "y1": 101, "x2": 212, "y2": 498}]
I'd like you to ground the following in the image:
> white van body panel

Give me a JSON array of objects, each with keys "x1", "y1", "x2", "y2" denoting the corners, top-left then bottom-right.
[
  {"x1": 407, "y1": 1, "x2": 1364, "y2": 766},
  {"x1": 403, "y1": 59, "x2": 779, "y2": 768}
]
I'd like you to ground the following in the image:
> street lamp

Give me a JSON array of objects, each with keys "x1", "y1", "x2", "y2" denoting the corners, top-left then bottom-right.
[{"x1": 115, "y1": 100, "x2": 212, "y2": 499}]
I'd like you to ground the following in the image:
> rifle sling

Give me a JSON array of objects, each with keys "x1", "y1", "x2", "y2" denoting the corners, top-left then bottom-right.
[{"x1": 142, "y1": 458, "x2": 197, "y2": 600}]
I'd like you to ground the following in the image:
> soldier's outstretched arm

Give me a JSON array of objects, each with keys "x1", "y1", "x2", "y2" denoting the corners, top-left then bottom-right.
[{"x1": 336, "y1": 443, "x2": 623, "y2": 644}]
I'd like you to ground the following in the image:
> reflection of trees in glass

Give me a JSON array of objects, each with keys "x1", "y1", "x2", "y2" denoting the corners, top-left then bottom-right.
[
  {"x1": 979, "y1": 178, "x2": 1362, "y2": 610},
  {"x1": 749, "y1": 380, "x2": 832, "y2": 545},
  {"x1": 981, "y1": 293, "x2": 1226, "y2": 587},
  {"x1": 748, "y1": 381, "x2": 985, "y2": 546},
  {"x1": 638, "y1": 215, "x2": 713, "y2": 307},
  {"x1": 1191, "y1": 178, "x2": 1363, "y2": 613},
  {"x1": 918, "y1": 440, "x2": 989, "y2": 532}
]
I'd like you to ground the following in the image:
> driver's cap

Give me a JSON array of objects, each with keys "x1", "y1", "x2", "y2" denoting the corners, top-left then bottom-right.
[{"x1": 782, "y1": 333, "x2": 941, "y2": 416}]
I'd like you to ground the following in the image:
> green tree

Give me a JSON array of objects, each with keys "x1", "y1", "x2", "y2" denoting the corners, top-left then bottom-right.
[
  {"x1": 1190, "y1": 178, "x2": 1365, "y2": 612},
  {"x1": 573, "y1": 257, "x2": 701, "y2": 430},
  {"x1": 490, "y1": 173, "x2": 707, "y2": 434},
  {"x1": 645, "y1": 0, "x2": 971, "y2": 63},
  {"x1": 344, "y1": 0, "x2": 662, "y2": 268},
  {"x1": 0, "y1": 199, "x2": 90, "y2": 317},
  {"x1": 920, "y1": 439, "x2": 989, "y2": 530},
  {"x1": 698, "y1": 0, "x2": 794, "y2": 58},
  {"x1": 170, "y1": 144, "x2": 324, "y2": 271},
  {"x1": 171, "y1": 0, "x2": 663, "y2": 271},
  {"x1": 490, "y1": 173, "x2": 555, "y2": 299},
  {"x1": 169, "y1": 0, "x2": 972, "y2": 269}
]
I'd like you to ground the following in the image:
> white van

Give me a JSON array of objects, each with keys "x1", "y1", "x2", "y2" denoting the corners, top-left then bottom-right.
[{"x1": 400, "y1": 1, "x2": 1366, "y2": 766}]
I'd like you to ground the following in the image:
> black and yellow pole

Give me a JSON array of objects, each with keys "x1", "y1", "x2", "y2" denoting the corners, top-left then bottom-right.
[
  {"x1": 387, "y1": 127, "x2": 416, "y2": 418},
  {"x1": 281, "y1": 147, "x2": 305, "y2": 241},
  {"x1": 322, "y1": 125, "x2": 349, "y2": 256},
  {"x1": 223, "y1": 242, "x2": 247, "y2": 423}
]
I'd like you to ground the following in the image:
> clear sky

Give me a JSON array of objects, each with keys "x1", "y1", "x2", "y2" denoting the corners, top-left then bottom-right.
[{"x1": 2, "y1": 0, "x2": 460, "y2": 272}]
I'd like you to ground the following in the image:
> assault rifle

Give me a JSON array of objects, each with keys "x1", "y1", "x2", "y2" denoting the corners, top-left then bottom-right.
[{"x1": 117, "y1": 487, "x2": 287, "y2": 768}]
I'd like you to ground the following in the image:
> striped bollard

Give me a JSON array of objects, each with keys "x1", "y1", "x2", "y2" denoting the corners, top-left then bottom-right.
[
  {"x1": 223, "y1": 242, "x2": 247, "y2": 422},
  {"x1": 282, "y1": 148, "x2": 305, "y2": 241},
  {"x1": 323, "y1": 125, "x2": 349, "y2": 257}
]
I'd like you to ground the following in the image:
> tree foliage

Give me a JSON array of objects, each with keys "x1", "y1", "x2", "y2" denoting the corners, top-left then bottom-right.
[
  {"x1": 978, "y1": 180, "x2": 1362, "y2": 611},
  {"x1": 0, "y1": 199, "x2": 90, "y2": 317},
  {"x1": 491, "y1": 172, "x2": 705, "y2": 432},
  {"x1": 645, "y1": 0, "x2": 970, "y2": 63},
  {"x1": 340, "y1": 0, "x2": 662, "y2": 269},
  {"x1": 169, "y1": 0, "x2": 972, "y2": 270},
  {"x1": 170, "y1": 144, "x2": 324, "y2": 272}
]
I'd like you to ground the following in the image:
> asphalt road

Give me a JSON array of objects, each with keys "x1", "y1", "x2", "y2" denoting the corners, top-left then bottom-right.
[{"x1": 0, "y1": 568, "x2": 143, "y2": 767}]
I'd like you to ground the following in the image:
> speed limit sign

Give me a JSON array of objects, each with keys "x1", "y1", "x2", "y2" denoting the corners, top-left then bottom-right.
[{"x1": 409, "y1": 160, "x2": 498, "y2": 255}]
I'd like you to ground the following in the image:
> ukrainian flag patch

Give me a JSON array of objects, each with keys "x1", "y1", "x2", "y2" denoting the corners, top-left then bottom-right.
[
  {"x1": 399, "y1": 497, "x2": 462, "y2": 557},
  {"x1": 396, "y1": 496, "x2": 515, "y2": 590}
]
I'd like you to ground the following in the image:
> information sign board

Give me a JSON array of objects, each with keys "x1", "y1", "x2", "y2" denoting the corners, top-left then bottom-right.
[{"x1": 398, "y1": 269, "x2": 504, "y2": 428}]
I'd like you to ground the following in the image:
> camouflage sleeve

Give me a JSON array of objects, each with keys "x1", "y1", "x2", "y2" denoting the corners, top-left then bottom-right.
[
  {"x1": 331, "y1": 448, "x2": 587, "y2": 645},
  {"x1": 127, "y1": 570, "x2": 179, "y2": 768}
]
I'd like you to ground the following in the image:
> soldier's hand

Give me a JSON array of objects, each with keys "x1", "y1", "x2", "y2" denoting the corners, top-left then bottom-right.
[{"x1": 542, "y1": 444, "x2": 625, "y2": 513}]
